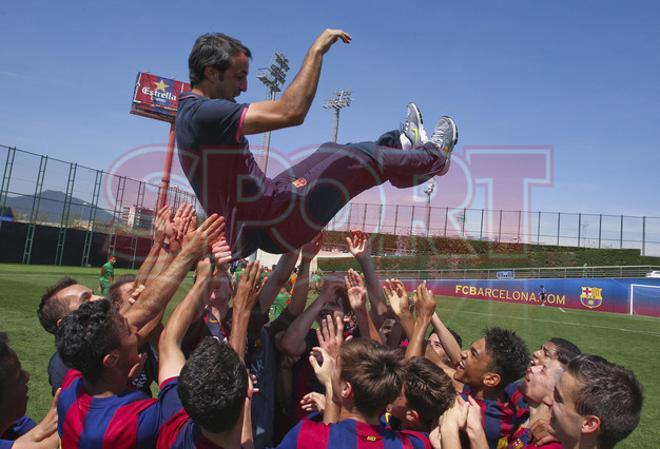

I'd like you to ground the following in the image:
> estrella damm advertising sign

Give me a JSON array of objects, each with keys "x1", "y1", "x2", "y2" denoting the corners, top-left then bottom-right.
[{"x1": 130, "y1": 72, "x2": 191, "y2": 123}]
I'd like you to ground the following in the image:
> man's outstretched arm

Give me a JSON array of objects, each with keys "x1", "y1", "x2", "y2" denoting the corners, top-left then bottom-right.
[{"x1": 242, "y1": 29, "x2": 351, "y2": 135}]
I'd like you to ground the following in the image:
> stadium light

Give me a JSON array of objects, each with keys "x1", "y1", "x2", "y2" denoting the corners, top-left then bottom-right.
[
  {"x1": 323, "y1": 90, "x2": 352, "y2": 143},
  {"x1": 256, "y1": 51, "x2": 289, "y2": 173}
]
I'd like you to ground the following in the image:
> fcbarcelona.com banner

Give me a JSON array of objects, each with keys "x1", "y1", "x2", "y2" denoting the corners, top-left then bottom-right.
[{"x1": 399, "y1": 278, "x2": 660, "y2": 317}]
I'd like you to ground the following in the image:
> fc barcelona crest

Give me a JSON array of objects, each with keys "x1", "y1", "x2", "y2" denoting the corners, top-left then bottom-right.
[{"x1": 580, "y1": 287, "x2": 603, "y2": 309}]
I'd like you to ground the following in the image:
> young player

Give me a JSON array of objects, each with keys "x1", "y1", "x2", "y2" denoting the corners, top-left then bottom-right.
[{"x1": 99, "y1": 256, "x2": 116, "y2": 295}]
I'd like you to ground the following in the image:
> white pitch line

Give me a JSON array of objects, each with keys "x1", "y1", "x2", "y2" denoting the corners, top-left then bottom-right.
[
  {"x1": 559, "y1": 308, "x2": 566, "y2": 313},
  {"x1": 435, "y1": 307, "x2": 660, "y2": 337}
]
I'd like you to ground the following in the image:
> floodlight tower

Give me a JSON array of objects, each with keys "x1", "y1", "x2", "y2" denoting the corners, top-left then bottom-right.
[
  {"x1": 424, "y1": 178, "x2": 435, "y2": 236},
  {"x1": 323, "y1": 90, "x2": 352, "y2": 143},
  {"x1": 256, "y1": 51, "x2": 289, "y2": 173}
]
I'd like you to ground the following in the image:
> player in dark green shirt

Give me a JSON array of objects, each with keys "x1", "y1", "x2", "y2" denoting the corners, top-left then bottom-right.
[{"x1": 99, "y1": 256, "x2": 116, "y2": 295}]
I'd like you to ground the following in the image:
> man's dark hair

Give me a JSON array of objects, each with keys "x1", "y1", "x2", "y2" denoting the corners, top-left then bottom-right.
[
  {"x1": 549, "y1": 337, "x2": 581, "y2": 366},
  {"x1": 56, "y1": 299, "x2": 120, "y2": 382},
  {"x1": 484, "y1": 327, "x2": 530, "y2": 386},
  {"x1": 38, "y1": 277, "x2": 78, "y2": 334},
  {"x1": 108, "y1": 274, "x2": 136, "y2": 306},
  {"x1": 179, "y1": 338, "x2": 247, "y2": 433},
  {"x1": 403, "y1": 357, "x2": 455, "y2": 430},
  {"x1": 567, "y1": 354, "x2": 643, "y2": 449},
  {"x1": 340, "y1": 338, "x2": 403, "y2": 417},
  {"x1": 188, "y1": 33, "x2": 252, "y2": 86},
  {"x1": 430, "y1": 328, "x2": 463, "y2": 348}
]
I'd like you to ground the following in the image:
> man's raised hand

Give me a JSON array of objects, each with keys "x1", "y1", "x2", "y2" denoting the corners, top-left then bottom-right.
[
  {"x1": 384, "y1": 279, "x2": 410, "y2": 318},
  {"x1": 181, "y1": 213, "x2": 225, "y2": 258},
  {"x1": 301, "y1": 232, "x2": 323, "y2": 263},
  {"x1": 345, "y1": 229, "x2": 370, "y2": 260},
  {"x1": 414, "y1": 281, "x2": 437, "y2": 320},
  {"x1": 316, "y1": 314, "x2": 344, "y2": 360},
  {"x1": 234, "y1": 261, "x2": 266, "y2": 313},
  {"x1": 344, "y1": 268, "x2": 367, "y2": 311},
  {"x1": 312, "y1": 29, "x2": 352, "y2": 55}
]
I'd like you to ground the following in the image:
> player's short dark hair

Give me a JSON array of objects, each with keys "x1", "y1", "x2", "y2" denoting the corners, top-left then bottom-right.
[
  {"x1": 188, "y1": 33, "x2": 252, "y2": 86},
  {"x1": 403, "y1": 357, "x2": 455, "y2": 430},
  {"x1": 108, "y1": 274, "x2": 136, "y2": 306},
  {"x1": 178, "y1": 338, "x2": 248, "y2": 433},
  {"x1": 484, "y1": 327, "x2": 530, "y2": 386},
  {"x1": 567, "y1": 354, "x2": 643, "y2": 449},
  {"x1": 38, "y1": 276, "x2": 79, "y2": 334},
  {"x1": 340, "y1": 338, "x2": 403, "y2": 417},
  {"x1": 56, "y1": 299, "x2": 120, "y2": 382},
  {"x1": 549, "y1": 337, "x2": 581, "y2": 366},
  {"x1": 0, "y1": 332, "x2": 17, "y2": 403}
]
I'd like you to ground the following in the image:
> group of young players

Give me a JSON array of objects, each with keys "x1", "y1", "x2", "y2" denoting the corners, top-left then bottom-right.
[
  {"x1": 0, "y1": 203, "x2": 645, "y2": 449},
  {"x1": 0, "y1": 28, "x2": 645, "y2": 449}
]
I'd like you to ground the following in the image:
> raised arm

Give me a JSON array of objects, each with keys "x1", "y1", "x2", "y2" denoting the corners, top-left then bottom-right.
[
  {"x1": 405, "y1": 282, "x2": 436, "y2": 359},
  {"x1": 346, "y1": 230, "x2": 388, "y2": 327},
  {"x1": 230, "y1": 261, "x2": 266, "y2": 360},
  {"x1": 279, "y1": 276, "x2": 343, "y2": 356},
  {"x1": 345, "y1": 269, "x2": 382, "y2": 344},
  {"x1": 158, "y1": 258, "x2": 214, "y2": 383},
  {"x1": 241, "y1": 29, "x2": 351, "y2": 134},
  {"x1": 287, "y1": 233, "x2": 323, "y2": 317},
  {"x1": 384, "y1": 279, "x2": 415, "y2": 339},
  {"x1": 124, "y1": 214, "x2": 225, "y2": 331},
  {"x1": 430, "y1": 312, "x2": 462, "y2": 367},
  {"x1": 132, "y1": 205, "x2": 170, "y2": 289},
  {"x1": 256, "y1": 250, "x2": 300, "y2": 313}
]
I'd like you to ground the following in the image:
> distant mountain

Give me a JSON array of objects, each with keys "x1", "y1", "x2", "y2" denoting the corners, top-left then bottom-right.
[{"x1": 3, "y1": 190, "x2": 115, "y2": 224}]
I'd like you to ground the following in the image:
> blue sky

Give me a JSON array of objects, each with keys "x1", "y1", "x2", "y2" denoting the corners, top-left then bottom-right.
[{"x1": 1, "y1": 0, "x2": 659, "y2": 219}]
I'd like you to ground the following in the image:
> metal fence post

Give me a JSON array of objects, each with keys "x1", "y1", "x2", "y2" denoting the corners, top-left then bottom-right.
[
  {"x1": 537, "y1": 211, "x2": 541, "y2": 244},
  {"x1": 393, "y1": 204, "x2": 399, "y2": 234},
  {"x1": 376, "y1": 204, "x2": 383, "y2": 234},
  {"x1": 81, "y1": 170, "x2": 103, "y2": 267},
  {"x1": 557, "y1": 212, "x2": 561, "y2": 246},
  {"x1": 362, "y1": 203, "x2": 368, "y2": 230},
  {"x1": 444, "y1": 206, "x2": 449, "y2": 237},
  {"x1": 577, "y1": 213, "x2": 582, "y2": 248},
  {"x1": 346, "y1": 203, "x2": 352, "y2": 231},
  {"x1": 130, "y1": 180, "x2": 147, "y2": 269},
  {"x1": 107, "y1": 176, "x2": 127, "y2": 257},
  {"x1": 22, "y1": 155, "x2": 48, "y2": 264},
  {"x1": 479, "y1": 208, "x2": 484, "y2": 240},
  {"x1": 0, "y1": 147, "x2": 16, "y2": 234},
  {"x1": 462, "y1": 207, "x2": 467, "y2": 237},
  {"x1": 620, "y1": 215, "x2": 624, "y2": 249},
  {"x1": 642, "y1": 216, "x2": 646, "y2": 256},
  {"x1": 498, "y1": 209, "x2": 503, "y2": 242},
  {"x1": 517, "y1": 209, "x2": 522, "y2": 243},
  {"x1": 55, "y1": 163, "x2": 77, "y2": 265}
]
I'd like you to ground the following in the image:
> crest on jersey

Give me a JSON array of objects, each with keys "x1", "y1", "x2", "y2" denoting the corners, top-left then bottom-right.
[
  {"x1": 580, "y1": 286, "x2": 603, "y2": 309},
  {"x1": 292, "y1": 177, "x2": 308, "y2": 188}
]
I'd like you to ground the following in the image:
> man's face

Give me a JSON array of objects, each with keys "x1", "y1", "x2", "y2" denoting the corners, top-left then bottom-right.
[
  {"x1": 427, "y1": 333, "x2": 452, "y2": 366},
  {"x1": 387, "y1": 389, "x2": 409, "y2": 425},
  {"x1": 521, "y1": 359, "x2": 564, "y2": 406},
  {"x1": 112, "y1": 281, "x2": 135, "y2": 309},
  {"x1": 58, "y1": 284, "x2": 104, "y2": 315},
  {"x1": 0, "y1": 351, "x2": 30, "y2": 421},
  {"x1": 532, "y1": 341, "x2": 559, "y2": 366},
  {"x1": 378, "y1": 318, "x2": 396, "y2": 343},
  {"x1": 109, "y1": 257, "x2": 117, "y2": 265},
  {"x1": 215, "y1": 52, "x2": 249, "y2": 100},
  {"x1": 454, "y1": 337, "x2": 493, "y2": 387},
  {"x1": 545, "y1": 371, "x2": 585, "y2": 446}
]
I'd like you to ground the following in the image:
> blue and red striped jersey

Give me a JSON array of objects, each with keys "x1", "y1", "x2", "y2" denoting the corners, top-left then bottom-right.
[
  {"x1": 57, "y1": 370, "x2": 180, "y2": 449},
  {"x1": 158, "y1": 409, "x2": 226, "y2": 449},
  {"x1": 460, "y1": 384, "x2": 529, "y2": 449},
  {"x1": 276, "y1": 413, "x2": 431, "y2": 449}
]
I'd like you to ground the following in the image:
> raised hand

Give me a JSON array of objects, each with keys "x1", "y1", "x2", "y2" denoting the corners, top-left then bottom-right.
[
  {"x1": 309, "y1": 346, "x2": 334, "y2": 386},
  {"x1": 301, "y1": 232, "x2": 323, "y2": 262},
  {"x1": 383, "y1": 279, "x2": 410, "y2": 317},
  {"x1": 211, "y1": 235, "x2": 232, "y2": 265},
  {"x1": 345, "y1": 268, "x2": 367, "y2": 311},
  {"x1": 234, "y1": 261, "x2": 266, "y2": 313},
  {"x1": 153, "y1": 205, "x2": 171, "y2": 243},
  {"x1": 181, "y1": 214, "x2": 225, "y2": 258},
  {"x1": 316, "y1": 314, "x2": 344, "y2": 360},
  {"x1": 312, "y1": 28, "x2": 352, "y2": 55},
  {"x1": 345, "y1": 229, "x2": 370, "y2": 259},
  {"x1": 414, "y1": 281, "x2": 437, "y2": 320}
]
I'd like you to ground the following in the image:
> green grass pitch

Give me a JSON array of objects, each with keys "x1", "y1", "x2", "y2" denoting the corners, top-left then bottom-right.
[{"x1": 0, "y1": 263, "x2": 658, "y2": 448}]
